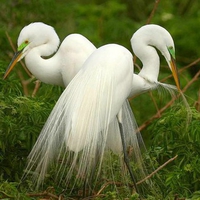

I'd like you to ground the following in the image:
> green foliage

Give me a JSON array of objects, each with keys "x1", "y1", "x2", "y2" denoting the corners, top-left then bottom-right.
[
  {"x1": 0, "y1": 62, "x2": 62, "y2": 182},
  {"x1": 0, "y1": 0, "x2": 199, "y2": 199},
  {"x1": 0, "y1": 181, "x2": 32, "y2": 200},
  {"x1": 148, "y1": 105, "x2": 200, "y2": 198},
  {"x1": 0, "y1": 95, "x2": 48, "y2": 179}
]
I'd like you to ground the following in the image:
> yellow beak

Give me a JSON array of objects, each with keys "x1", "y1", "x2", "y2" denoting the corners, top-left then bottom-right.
[
  {"x1": 3, "y1": 50, "x2": 23, "y2": 79},
  {"x1": 170, "y1": 58, "x2": 181, "y2": 91}
]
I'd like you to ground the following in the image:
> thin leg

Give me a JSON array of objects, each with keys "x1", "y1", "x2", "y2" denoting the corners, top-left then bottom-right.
[{"x1": 118, "y1": 121, "x2": 139, "y2": 194}]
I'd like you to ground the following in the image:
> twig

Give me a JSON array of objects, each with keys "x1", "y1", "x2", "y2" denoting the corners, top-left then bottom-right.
[
  {"x1": 138, "y1": 69, "x2": 200, "y2": 131},
  {"x1": 138, "y1": 95, "x2": 176, "y2": 131},
  {"x1": 16, "y1": 71, "x2": 37, "y2": 96},
  {"x1": 146, "y1": 0, "x2": 161, "y2": 24},
  {"x1": 96, "y1": 181, "x2": 114, "y2": 195},
  {"x1": 131, "y1": 52, "x2": 199, "y2": 116},
  {"x1": 27, "y1": 191, "x2": 59, "y2": 199},
  {"x1": 181, "y1": 69, "x2": 200, "y2": 93},
  {"x1": 137, "y1": 155, "x2": 178, "y2": 185},
  {"x1": 130, "y1": 57, "x2": 199, "y2": 100},
  {"x1": 6, "y1": 31, "x2": 43, "y2": 96},
  {"x1": 5, "y1": 31, "x2": 16, "y2": 51},
  {"x1": 5, "y1": 32, "x2": 44, "y2": 96},
  {"x1": 5, "y1": 31, "x2": 32, "y2": 77},
  {"x1": 95, "y1": 181, "x2": 126, "y2": 196},
  {"x1": 133, "y1": 0, "x2": 161, "y2": 70},
  {"x1": 149, "y1": 91, "x2": 161, "y2": 117},
  {"x1": 161, "y1": 57, "x2": 200, "y2": 83},
  {"x1": 32, "y1": 80, "x2": 41, "y2": 97},
  {"x1": 89, "y1": 154, "x2": 177, "y2": 192},
  {"x1": 16, "y1": 70, "x2": 29, "y2": 96}
]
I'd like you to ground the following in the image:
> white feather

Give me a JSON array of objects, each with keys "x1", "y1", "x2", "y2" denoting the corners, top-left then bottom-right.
[
  {"x1": 24, "y1": 44, "x2": 148, "y2": 188},
  {"x1": 20, "y1": 24, "x2": 185, "y2": 196}
]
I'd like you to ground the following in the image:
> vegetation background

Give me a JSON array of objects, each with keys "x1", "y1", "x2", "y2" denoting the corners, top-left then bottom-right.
[{"x1": 0, "y1": 0, "x2": 199, "y2": 199}]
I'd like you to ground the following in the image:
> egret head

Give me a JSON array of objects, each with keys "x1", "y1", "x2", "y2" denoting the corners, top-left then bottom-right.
[
  {"x1": 131, "y1": 24, "x2": 181, "y2": 91},
  {"x1": 3, "y1": 22, "x2": 59, "y2": 79}
]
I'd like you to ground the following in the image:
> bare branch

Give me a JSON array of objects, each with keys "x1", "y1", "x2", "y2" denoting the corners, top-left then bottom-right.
[
  {"x1": 5, "y1": 31, "x2": 32, "y2": 78},
  {"x1": 137, "y1": 155, "x2": 178, "y2": 185},
  {"x1": 146, "y1": 0, "x2": 161, "y2": 24},
  {"x1": 27, "y1": 191, "x2": 59, "y2": 199},
  {"x1": 138, "y1": 69, "x2": 200, "y2": 131},
  {"x1": 161, "y1": 57, "x2": 200, "y2": 83},
  {"x1": 32, "y1": 80, "x2": 41, "y2": 97}
]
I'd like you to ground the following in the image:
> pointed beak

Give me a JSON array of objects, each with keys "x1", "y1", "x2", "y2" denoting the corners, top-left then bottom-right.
[
  {"x1": 170, "y1": 57, "x2": 181, "y2": 91},
  {"x1": 3, "y1": 50, "x2": 23, "y2": 79}
]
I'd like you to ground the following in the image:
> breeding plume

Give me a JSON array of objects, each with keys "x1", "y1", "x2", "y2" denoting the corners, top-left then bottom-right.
[
  {"x1": 4, "y1": 22, "x2": 96, "y2": 87},
  {"x1": 17, "y1": 24, "x2": 181, "y2": 195}
]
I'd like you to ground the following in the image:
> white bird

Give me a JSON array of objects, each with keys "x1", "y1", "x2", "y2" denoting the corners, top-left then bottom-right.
[
  {"x1": 3, "y1": 22, "x2": 96, "y2": 87},
  {"x1": 17, "y1": 24, "x2": 181, "y2": 196}
]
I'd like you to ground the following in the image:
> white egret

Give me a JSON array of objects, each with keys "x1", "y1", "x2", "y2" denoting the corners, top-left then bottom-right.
[
  {"x1": 18, "y1": 24, "x2": 181, "y2": 196},
  {"x1": 3, "y1": 22, "x2": 96, "y2": 87}
]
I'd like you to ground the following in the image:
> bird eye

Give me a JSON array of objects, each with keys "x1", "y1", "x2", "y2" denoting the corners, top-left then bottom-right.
[
  {"x1": 168, "y1": 46, "x2": 175, "y2": 59},
  {"x1": 17, "y1": 40, "x2": 29, "y2": 51},
  {"x1": 168, "y1": 46, "x2": 173, "y2": 50}
]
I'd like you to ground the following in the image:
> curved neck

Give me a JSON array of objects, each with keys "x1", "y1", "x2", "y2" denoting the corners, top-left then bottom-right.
[
  {"x1": 25, "y1": 47, "x2": 65, "y2": 87},
  {"x1": 129, "y1": 44, "x2": 160, "y2": 98},
  {"x1": 137, "y1": 45, "x2": 160, "y2": 82}
]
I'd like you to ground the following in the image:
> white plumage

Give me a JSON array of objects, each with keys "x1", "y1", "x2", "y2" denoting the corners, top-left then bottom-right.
[
  {"x1": 26, "y1": 44, "x2": 143, "y2": 186},
  {"x1": 4, "y1": 23, "x2": 181, "y2": 195},
  {"x1": 4, "y1": 22, "x2": 96, "y2": 87},
  {"x1": 24, "y1": 25, "x2": 180, "y2": 191}
]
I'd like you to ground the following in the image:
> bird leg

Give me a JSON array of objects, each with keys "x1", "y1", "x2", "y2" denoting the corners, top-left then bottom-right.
[{"x1": 117, "y1": 115, "x2": 140, "y2": 195}]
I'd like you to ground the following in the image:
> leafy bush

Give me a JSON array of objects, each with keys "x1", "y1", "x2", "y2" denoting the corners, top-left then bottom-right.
[
  {"x1": 0, "y1": 63, "x2": 62, "y2": 182},
  {"x1": 148, "y1": 105, "x2": 200, "y2": 199}
]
